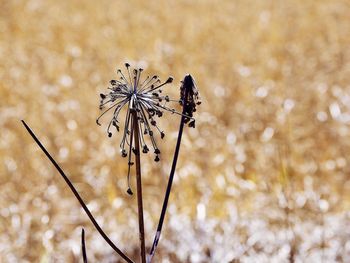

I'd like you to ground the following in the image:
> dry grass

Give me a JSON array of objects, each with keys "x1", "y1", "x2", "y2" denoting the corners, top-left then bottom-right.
[{"x1": 1, "y1": 0, "x2": 350, "y2": 262}]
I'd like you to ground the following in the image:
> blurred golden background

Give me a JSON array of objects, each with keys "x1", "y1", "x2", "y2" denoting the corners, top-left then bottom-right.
[{"x1": 1, "y1": 0, "x2": 350, "y2": 262}]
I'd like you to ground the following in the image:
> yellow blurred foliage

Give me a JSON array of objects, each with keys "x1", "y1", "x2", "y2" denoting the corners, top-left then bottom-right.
[{"x1": 1, "y1": 0, "x2": 350, "y2": 262}]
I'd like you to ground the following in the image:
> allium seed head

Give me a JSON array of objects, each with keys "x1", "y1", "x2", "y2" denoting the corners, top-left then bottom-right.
[{"x1": 97, "y1": 64, "x2": 199, "y2": 194}]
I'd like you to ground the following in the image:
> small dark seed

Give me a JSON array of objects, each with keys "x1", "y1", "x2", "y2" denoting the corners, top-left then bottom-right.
[
  {"x1": 127, "y1": 188, "x2": 133, "y2": 195},
  {"x1": 142, "y1": 145, "x2": 149, "y2": 153}
]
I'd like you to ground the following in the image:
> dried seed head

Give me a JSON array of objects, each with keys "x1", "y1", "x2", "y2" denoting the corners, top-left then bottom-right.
[
  {"x1": 180, "y1": 74, "x2": 201, "y2": 127},
  {"x1": 127, "y1": 188, "x2": 133, "y2": 195},
  {"x1": 97, "y1": 64, "x2": 199, "y2": 192}
]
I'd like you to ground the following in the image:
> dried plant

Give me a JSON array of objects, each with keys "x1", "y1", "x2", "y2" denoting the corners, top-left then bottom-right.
[
  {"x1": 96, "y1": 63, "x2": 196, "y2": 195},
  {"x1": 21, "y1": 120, "x2": 134, "y2": 263},
  {"x1": 21, "y1": 64, "x2": 200, "y2": 263},
  {"x1": 149, "y1": 74, "x2": 200, "y2": 262}
]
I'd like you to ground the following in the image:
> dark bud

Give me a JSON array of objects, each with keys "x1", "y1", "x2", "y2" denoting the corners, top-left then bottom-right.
[
  {"x1": 127, "y1": 188, "x2": 133, "y2": 195},
  {"x1": 144, "y1": 129, "x2": 148, "y2": 135},
  {"x1": 108, "y1": 132, "x2": 112, "y2": 137},
  {"x1": 189, "y1": 120, "x2": 196, "y2": 128},
  {"x1": 142, "y1": 145, "x2": 149, "y2": 153},
  {"x1": 157, "y1": 111, "x2": 163, "y2": 117},
  {"x1": 152, "y1": 92, "x2": 159, "y2": 97},
  {"x1": 151, "y1": 120, "x2": 156, "y2": 126},
  {"x1": 100, "y1": 93, "x2": 106, "y2": 99},
  {"x1": 148, "y1": 109, "x2": 155, "y2": 117},
  {"x1": 125, "y1": 63, "x2": 130, "y2": 68},
  {"x1": 159, "y1": 89, "x2": 162, "y2": 93},
  {"x1": 180, "y1": 74, "x2": 200, "y2": 122},
  {"x1": 128, "y1": 161, "x2": 134, "y2": 166},
  {"x1": 149, "y1": 130, "x2": 153, "y2": 136},
  {"x1": 154, "y1": 155, "x2": 160, "y2": 162},
  {"x1": 154, "y1": 148, "x2": 161, "y2": 154},
  {"x1": 165, "y1": 96, "x2": 170, "y2": 102},
  {"x1": 110, "y1": 80, "x2": 117, "y2": 85},
  {"x1": 161, "y1": 131, "x2": 165, "y2": 139},
  {"x1": 121, "y1": 149, "x2": 127, "y2": 157}
]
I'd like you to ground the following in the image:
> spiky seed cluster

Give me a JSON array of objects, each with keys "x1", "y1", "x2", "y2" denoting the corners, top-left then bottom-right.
[
  {"x1": 97, "y1": 63, "x2": 196, "y2": 194},
  {"x1": 180, "y1": 75, "x2": 201, "y2": 128}
]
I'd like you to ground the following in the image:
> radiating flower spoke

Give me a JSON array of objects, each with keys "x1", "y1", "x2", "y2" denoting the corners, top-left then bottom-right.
[{"x1": 97, "y1": 63, "x2": 199, "y2": 194}]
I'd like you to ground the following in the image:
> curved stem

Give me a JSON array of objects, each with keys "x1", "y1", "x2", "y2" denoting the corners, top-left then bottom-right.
[{"x1": 21, "y1": 120, "x2": 134, "y2": 263}]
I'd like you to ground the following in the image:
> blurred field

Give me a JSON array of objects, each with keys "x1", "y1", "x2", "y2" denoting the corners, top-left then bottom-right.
[{"x1": 1, "y1": 0, "x2": 350, "y2": 262}]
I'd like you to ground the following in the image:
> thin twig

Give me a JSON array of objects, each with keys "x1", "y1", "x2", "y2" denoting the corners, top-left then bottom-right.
[
  {"x1": 132, "y1": 110, "x2": 147, "y2": 263},
  {"x1": 148, "y1": 78, "x2": 191, "y2": 262},
  {"x1": 81, "y1": 228, "x2": 88, "y2": 263},
  {"x1": 21, "y1": 120, "x2": 134, "y2": 263}
]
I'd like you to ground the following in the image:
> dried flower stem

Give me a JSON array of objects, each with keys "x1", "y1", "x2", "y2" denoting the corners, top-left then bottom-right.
[
  {"x1": 132, "y1": 110, "x2": 147, "y2": 263},
  {"x1": 21, "y1": 120, "x2": 134, "y2": 263},
  {"x1": 148, "y1": 77, "x2": 191, "y2": 262},
  {"x1": 81, "y1": 228, "x2": 88, "y2": 263}
]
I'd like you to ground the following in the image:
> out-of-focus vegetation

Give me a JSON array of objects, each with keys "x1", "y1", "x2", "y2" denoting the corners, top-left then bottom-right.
[{"x1": 1, "y1": 0, "x2": 350, "y2": 262}]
